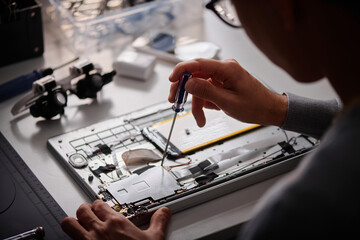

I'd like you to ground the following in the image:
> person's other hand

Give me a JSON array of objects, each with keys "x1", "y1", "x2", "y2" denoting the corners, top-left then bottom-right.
[
  {"x1": 169, "y1": 58, "x2": 288, "y2": 127},
  {"x1": 61, "y1": 200, "x2": 171, "y2": 240}
]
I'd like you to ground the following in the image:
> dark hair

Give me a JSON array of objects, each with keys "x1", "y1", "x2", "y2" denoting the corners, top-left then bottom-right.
[{"x1": 327, "y1": 0, "x2": 360, "y2": 18}]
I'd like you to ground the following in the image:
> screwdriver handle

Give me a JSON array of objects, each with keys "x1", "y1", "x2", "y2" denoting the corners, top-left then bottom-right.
[
  {"x1": 0, "y1": 68, "x2": 53, "y2": 103},
  {"x1": 172, "y1": 72, "x2": 192, "y2": 112}
]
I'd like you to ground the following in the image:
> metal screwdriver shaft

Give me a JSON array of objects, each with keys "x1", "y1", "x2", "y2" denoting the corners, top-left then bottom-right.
[
  {"x1": 161, "y1": 111, "x2": 177, "y2": 166},
  {"x1": 160, "y1": 72, "x2": 192, "y2": 167}
]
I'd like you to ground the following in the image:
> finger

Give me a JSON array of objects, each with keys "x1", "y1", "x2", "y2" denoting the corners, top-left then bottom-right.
[
  {"x1": 185, "y1": 77, "x2": 230, "y2": 108},
  {"x1": 76, "y1": 203, "x2": 102, "y2": 230},
  {"x1": 169, "y1": 58, "x2": 223, "y2": 83},
  {"x1": 146, "y1": 207, "x2": 172, "y2": 239},
  {"x1": 92, "y1": 199, "x2": 117, "y2": 222},
  {"x1": 208, "y1": 77, "x2": 224, "y2": 88},
  {"x1": 168, "y1": 82, "x2": 178, "y2": 103},
  {"x1": 192, "y1": 96, "x2": 206, "y2": 127},
  {"x1": 61, "y1": 217, "x2": 89, "y2": 240},
  {"x1": 203, "y1": 101, "x2": 220, "y2": 110}
]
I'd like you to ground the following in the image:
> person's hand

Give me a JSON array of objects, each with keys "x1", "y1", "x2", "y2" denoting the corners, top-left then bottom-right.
[
  {"x1": 169, "y1": 58, "x2": 288, "y2": 127},
  {"x1": 61, "y1": 200, "x2": 171, "y2": 240}
]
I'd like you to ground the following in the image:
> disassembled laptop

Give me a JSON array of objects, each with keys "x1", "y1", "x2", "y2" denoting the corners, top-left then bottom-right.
[{"x1": 48, "y1": 100, "x2": 317, "y2": 225}]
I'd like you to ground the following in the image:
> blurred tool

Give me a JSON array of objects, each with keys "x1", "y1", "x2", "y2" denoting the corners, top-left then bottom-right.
[
  {"x1": 161, "y1": 72, "x2": 192, "y2": 166},
  {"x1": 4, "y1": 226, "x2": 45, "y2": 240},
  {"x1": 57, "y1": 0, "x2": 156, "y2": 20},
  {"x1": 11, "y1": 59, "x2": 116, "y2": 119},
  {"x1": 0, "y1": 57, "x2": 79, "y2": 103},
  {"x1": 132, "y1": 32, "x2": 221, "y2": 63}
]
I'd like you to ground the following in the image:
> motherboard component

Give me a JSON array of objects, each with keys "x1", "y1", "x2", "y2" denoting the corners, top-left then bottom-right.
[
  {"x1": 68, "y1": 153, "x2": 88, "y2": 168},
  {"x1": 122, "y1": 149, "x2": 161, "y2": 166},
  {"x1": 107, "y1": 167, "x2": 179, "y2": 205}
]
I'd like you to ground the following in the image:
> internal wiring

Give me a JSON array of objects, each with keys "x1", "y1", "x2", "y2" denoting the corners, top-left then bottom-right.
[
  {"x1": 226, "y1": 135, "x2": 300, "y2": 177},
  {"x1": 282, "y1": 129, "x2": 289, "y2": 143},
  {"x1": 226, "y1": 145, "x2": 285, "y2": 175},
  {"x1": 167, "y1": 158, "x2": 192, "y2": 169}
]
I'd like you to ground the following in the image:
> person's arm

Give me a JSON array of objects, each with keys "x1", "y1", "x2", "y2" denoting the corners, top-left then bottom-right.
[
  {"x1": 169, "y1": 58, "x2": 341, "y2": 139},
  {"x1": 169, "y1": 58, "x2": 288, "y2": 128},
  {"x1": 282, "y1": 92, "x2": 342, "y2": 139}
]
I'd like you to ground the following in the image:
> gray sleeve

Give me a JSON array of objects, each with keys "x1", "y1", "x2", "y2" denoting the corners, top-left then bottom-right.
[{"x1": 281, "y1": 92, "x2": 342, "y2": 139}]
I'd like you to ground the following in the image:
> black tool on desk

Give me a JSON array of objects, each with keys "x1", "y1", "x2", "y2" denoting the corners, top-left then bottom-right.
[
  {"x1": 0, "y1": 57, "x2": 79, "y2": 103},
  {"x1": 10, "y1": 59, "x2": 116, "y2": 119},
  {"x1": 0, "y1": 132, "x2": 69, "y2": 239},
  {"x1": 4, "y1": 226, "x2": 45, "y2": 240}
]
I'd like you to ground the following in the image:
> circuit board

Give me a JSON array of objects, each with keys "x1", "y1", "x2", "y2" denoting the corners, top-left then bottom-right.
[{"x1": 47, "y1": 101, "x2": 318, "y2": 223}]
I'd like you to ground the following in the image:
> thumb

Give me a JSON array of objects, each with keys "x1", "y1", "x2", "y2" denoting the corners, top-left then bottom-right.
[
  {"x1": 147, "y1": 207, "x2": 172, "y2": 239},
  {"x1": 185, "y1": 78, "x2": 228, "y2": 107}
]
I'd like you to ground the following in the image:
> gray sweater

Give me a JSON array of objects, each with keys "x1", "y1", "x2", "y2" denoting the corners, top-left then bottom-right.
[
  {"x1": 239, "y1": 93, "x2": 360, "y2": 239},
  {"x1": 282, "y1": 92, "x2": 341, "y2": 139}
]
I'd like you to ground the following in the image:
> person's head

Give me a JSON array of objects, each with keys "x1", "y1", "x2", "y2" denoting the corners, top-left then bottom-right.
[
  {"x1": 220, "y1": 0, "x2": 360, "y2": 105},
  {"x1": 228, "y1": 1, "x2": 359, "y2": 82},
  {"x1": 206, "y1": 0, "x2": 360, "y2": 103}
]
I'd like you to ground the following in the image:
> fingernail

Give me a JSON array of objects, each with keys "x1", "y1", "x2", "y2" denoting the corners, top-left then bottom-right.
[{"x1": 161, "y1": 207, "x2": 172, "y2": 218}]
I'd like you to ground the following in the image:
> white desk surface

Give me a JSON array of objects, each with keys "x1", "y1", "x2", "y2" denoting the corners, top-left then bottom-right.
[{"x1": 0, "y1": 3, "x2": 338, "y2": 239}]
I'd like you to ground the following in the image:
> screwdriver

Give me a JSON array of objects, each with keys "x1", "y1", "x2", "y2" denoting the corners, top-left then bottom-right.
[
  {"x1": 0, "y1": 57, "x2": 79, "y2": 103},
  {"x1": 161, "y1": 72, "x2": 192, "y2": 166},
  {"x1": 4, "y1": 226, "x2": 45, "y2": 240}
]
